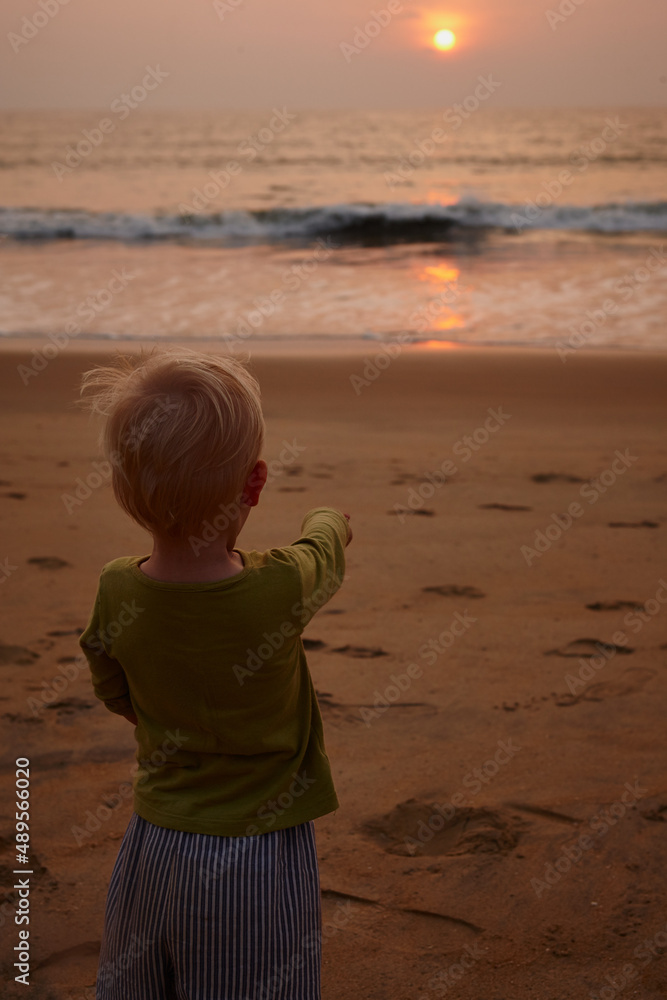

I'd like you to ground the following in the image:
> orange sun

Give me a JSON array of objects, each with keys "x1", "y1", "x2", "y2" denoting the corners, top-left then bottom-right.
[{"x1": 433, "y1": 29, "x2": 456, "y2": 51}]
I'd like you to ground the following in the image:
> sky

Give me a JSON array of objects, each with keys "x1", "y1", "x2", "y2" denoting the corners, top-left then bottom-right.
[{"x1": 1, "y1": 0, "x2": 666, "y2": 110}]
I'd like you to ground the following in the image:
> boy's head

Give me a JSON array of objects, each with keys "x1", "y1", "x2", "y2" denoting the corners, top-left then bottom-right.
[{"x1": 81, "y1": 349, "x2": 265, "y2": 539}]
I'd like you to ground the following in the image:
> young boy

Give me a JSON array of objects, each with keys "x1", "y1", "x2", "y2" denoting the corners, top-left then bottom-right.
[{"x1": 78, "y1": 349, "x2": 351, "y2": 1000}]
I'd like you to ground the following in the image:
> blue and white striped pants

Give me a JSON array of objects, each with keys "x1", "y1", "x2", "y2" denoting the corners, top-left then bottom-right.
[{"x1": 97, "y1": 812, "x2": 322, "y2": 1000}]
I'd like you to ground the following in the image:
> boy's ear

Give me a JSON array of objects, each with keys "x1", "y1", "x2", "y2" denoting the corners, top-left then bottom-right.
[{"x1": 242, "y1": 460, "x2": 268, "y2": 507}]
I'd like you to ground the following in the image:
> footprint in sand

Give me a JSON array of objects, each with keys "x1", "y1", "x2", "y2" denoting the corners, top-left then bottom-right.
[
  {"x1": 545, "y1": 638, "x2": 634, "y2": 658},
  {"x1": 285, "y1": 466, "x2": 304, "y2": 477},
  {"x1": 479, "y1": 503, "x2": 532, "y2": 511},
  {"x1": 278, "y1": 486, "x2": 307, "y2": 492},
  {"x1": 422, "y1": 584, "x2": 485, "y2": 598},
  {"x1": 554, "y1": 667, "x2": 656, "y2": 706},
  {"x1": 332, "y1": 644, "x2": 389, "y2": 658},
  {"x1": 505, "y1": 802, "x2": 579, "y2": 825},
  {"x1": 321, "y1": 888, "x2": 483, "y2": 935},
  {"x1": 389, "y1": 507, "x2": 435, "y2": 517},
  {"x1": 494, "y1": 694, "x2": 550, "y2": 712},
  {"x1": 315, "y1": 691, "x2": 349, "y2": 723},
  {"x1": 321, "y1": 888, "x2": 379, "y2": 907},
  {"x1": 47, "y1": 628, "x2": 84, "y2": 637},
  {"x1": 3, "y1": 491, "x2": 26, "y2": 500},
  {"x1": 0, "y1": 643, "x2": 40, "y2": 666},
  {"x1": 639, "y1": 801, "x2": 667, "y2": 822},
  {"x1": 303, "y1": 638, "x2": 327, "y2": 650},
  {"x1": 390, "y1": 472, "x2": 438, "y2": 486},
  {"x1": 608, "y1": 520, "x2": 659, "y2": 529},
  {"x1": 531, "y1": 473, "x2": 586, "y2": 484},
  {"x1": 542, "y1": 924, "x2": 576, "y2": 958},
  {"x1": 362, "y1": 799, "x2": 526, "y2": 857},
  {"x1": 46, "y1": 697, "x2": 95, "y2": 716},
  {"x1": 314, "y1": 690, "x2": 436, "y2": 725},
  {"x1": 0, "y1": 857, "x2": 56, "y2": 897},
  {"x1": 576, "y1": 667, "x2": 655, "y2": 702},
  {"x1": 1, "y1": 712, "x2": 43, "y2": 725},
  {"x1": 586, "y1": 600, "x2": 644, "y2": 612},
  {"x1": 27, "y1": 557, "x2": 70, "y2": 570}
]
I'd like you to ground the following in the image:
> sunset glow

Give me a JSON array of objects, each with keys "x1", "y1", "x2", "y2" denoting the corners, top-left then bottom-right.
[
  {"x1": 0, "y1": 0, "x2": 659, "y2": 109},
  {"x1": 433, "y1": 29, "x2": 457, "y2": 51},
  {"x1": 434, "y1": 314, "x2": 465, "y2": 331},
  {"x1": 414, "y1": 339, "x2": 461, "y2": 349},
  {"x1": 415, "y1": 263, "x2": 466, "y2": 336},
  {"x1": 420, "y1": 264, "x2": 460, "y2": 286}
]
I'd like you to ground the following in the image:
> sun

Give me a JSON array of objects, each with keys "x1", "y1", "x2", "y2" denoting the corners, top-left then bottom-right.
[{"x1": 433, "y1": 29, "x2": 457, "y2": 51}]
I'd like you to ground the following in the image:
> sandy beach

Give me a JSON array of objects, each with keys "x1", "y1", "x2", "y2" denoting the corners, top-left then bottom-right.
[{"x1": 1, "y1": 343, "x2": 666, "y2": 1000}]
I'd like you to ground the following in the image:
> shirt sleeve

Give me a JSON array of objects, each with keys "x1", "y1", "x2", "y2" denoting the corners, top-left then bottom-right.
[
  {"x1": 286, "y1": 507, "x2": 349, "y2": 630},
  {"x1": 79, "y1": 590, "x2": 135, "y2": 717}
]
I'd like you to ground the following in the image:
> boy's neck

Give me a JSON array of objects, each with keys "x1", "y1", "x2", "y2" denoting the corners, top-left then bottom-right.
[{"x1": 139, "y1": 534, "x2": 245, "y2": 583}]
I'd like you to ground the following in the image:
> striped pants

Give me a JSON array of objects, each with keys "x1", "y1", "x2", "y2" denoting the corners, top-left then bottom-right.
[{"x1": 97, "y1": 812, "x2": 322, "y2": 1000}]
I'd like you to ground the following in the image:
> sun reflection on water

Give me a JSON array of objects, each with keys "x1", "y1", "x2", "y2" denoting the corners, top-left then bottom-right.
[{"x1": 413, "y1": 259, "x2": 467, "y2": 336}]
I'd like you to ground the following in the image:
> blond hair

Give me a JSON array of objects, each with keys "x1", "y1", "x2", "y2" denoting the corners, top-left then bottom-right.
[{"x1": 80, "y1": 348, "x2": 264, "y2": 538}]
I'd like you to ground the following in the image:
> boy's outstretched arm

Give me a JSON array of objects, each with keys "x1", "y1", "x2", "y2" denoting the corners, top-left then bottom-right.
[{"x1": 282, "y1": 507, "x2": 351, "y2": 631}]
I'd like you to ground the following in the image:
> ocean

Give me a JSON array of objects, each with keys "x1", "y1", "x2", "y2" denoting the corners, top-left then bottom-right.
[{"x1": 1, "y1": 107, "x2": 665, "y2": 352}]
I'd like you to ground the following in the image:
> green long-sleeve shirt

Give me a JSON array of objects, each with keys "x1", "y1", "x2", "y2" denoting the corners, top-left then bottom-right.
[{"x1": 79, "y1": 507, "x2": 348, "y2": 836}]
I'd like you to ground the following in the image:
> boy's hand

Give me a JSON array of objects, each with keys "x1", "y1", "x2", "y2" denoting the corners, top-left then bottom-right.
[{"x1": 343, "y1": 512, "x2": 353, "y2": 546}]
